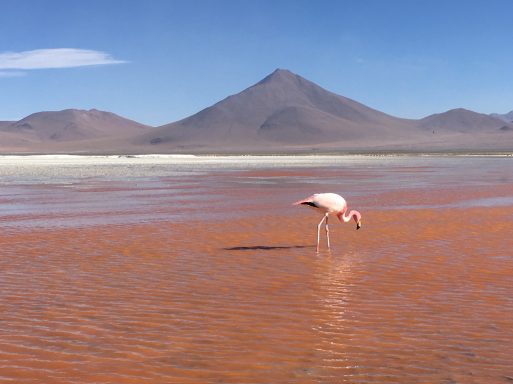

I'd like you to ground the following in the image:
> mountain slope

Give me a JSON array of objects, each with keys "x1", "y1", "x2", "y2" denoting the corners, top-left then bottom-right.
[
  {"x1": 0, "y1": 121, "x2": 14, "y2": 129},
  {"x1": 1, "y1": 109, "x2": 149, "y2": 142},
  {"x1": 490, "y1": 110, "x2": 513, "y2": 123},
  {"x1": 137, "y1": 69, "x2": 416, "y2": 149},
  {"x1": 418, "y1": 108, "x2": 509, "y2": 133}
]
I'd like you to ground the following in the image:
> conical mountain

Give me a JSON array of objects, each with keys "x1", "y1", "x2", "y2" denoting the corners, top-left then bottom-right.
[{"x1": 138, "y1": 69, "x2": 415, "y2": 149}]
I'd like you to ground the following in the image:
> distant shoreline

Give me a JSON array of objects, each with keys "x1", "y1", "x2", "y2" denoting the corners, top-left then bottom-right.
[{"x1": 0, "y1": 151, "x2": 512, "y2": 158}]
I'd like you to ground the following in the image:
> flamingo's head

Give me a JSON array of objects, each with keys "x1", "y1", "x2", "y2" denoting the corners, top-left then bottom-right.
[{"x1": 354, "y1": 211, "x2": 362, "y2": 230}]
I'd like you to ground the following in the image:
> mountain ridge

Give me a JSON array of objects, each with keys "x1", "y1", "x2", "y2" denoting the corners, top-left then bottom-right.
[
  {"x1": 491, "y1": 110, "x2": 513, "y2": 123},
  {"x1": 1, "y1": 69, "x2": 512, "y2": 153},
  {"x1": 2, "y1": 108, "x2": 149, "y2": 141},
  {"x1": 419, "y1": 108, "x2": 509, "y2": 133},
  {"x1": 0, "y1": 108, "x2": 151, "y2": 153}
]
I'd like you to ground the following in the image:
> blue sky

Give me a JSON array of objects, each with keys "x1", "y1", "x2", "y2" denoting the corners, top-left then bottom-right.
[{"x1": 1, "y1": 0, "x2": 513, "y2": 126}]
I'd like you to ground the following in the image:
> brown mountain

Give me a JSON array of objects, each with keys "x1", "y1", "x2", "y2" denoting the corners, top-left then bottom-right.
[
  {"x1": 0, "y1": 109, "x2": 151, "y2": 153},
  {"x1": 136, "y1": 69, "x2": 418, "y2": 151},
  {"x1": 418, "y1": 108, "x2": 509, "y2": 133},
  {"x1": 1, "y1": 109, "x2": 148, "y2": 141},
  {"x1": 409, "y1": 108, "x2": 513, "y2": 151}
]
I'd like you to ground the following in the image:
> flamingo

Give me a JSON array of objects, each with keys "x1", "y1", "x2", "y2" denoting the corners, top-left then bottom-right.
[{"x1": 294, "y1": 193, "x2": 362, "y2": 251}]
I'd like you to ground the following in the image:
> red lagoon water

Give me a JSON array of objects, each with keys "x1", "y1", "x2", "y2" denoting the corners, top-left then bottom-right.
[{"x1": 0, "y1": 156, "x2": 512, "y2": 383}]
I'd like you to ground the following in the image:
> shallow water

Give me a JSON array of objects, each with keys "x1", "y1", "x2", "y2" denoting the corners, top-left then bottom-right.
[{"x1": 0, "y1": 155, "x2": 512, "y2": 383}]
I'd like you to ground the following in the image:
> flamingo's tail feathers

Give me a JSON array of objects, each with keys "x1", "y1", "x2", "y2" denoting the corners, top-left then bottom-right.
[{"x1": 293, "y1": 198, "x2": 317, "y2": 207}]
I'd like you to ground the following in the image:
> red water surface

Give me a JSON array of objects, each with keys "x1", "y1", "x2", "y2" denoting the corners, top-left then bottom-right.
[{"x1": 0, "y1": 157, "x2": 512, "y2": 383}]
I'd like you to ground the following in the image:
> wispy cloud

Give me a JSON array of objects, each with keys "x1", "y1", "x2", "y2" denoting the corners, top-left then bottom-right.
[
  {"x1": 0, "y1": 70, "x2": 26, "y2": 78},
  {"x1": 0, "y1": 48, "x2": 126, "y2": 70}
]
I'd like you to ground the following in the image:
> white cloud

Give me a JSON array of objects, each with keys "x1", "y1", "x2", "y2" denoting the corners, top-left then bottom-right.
[
  {"x1": 0, "y1": 48, "x2": 126, "y2": 70},
  {"x1": 0, "y1": 70, "x2": 26, "y2": 77}
]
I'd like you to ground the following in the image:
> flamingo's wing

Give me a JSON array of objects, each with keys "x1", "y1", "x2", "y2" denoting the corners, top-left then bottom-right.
[
  {"x1": 311, "y1": 193, "x2": 346, "y2": 213},
  {"x1": 293, "y1": 193, "x2": 346, "y2": 213}
]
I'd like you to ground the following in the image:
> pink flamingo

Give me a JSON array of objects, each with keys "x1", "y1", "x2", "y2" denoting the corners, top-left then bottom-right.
[{"x1": 294, "y1": 193, "x2": 362, "y2": 251}]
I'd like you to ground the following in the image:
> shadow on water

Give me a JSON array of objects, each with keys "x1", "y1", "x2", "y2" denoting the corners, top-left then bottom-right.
[{"x1": 223, "y1": 245, "x2": 314, "y2": 251}]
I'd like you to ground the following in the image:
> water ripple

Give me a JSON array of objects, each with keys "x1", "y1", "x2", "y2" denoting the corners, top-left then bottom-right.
[{"x1": 0, "y1": 157, "x2": 512, "y2": 383}]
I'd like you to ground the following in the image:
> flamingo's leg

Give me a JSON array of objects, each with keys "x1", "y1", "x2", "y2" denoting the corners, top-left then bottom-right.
[
  {"x1": 317, "y1": 213, "x2": 328, "y2": 251},
  {"x1": 325, "y1": 215, "x2": 330, "y2": 249}
]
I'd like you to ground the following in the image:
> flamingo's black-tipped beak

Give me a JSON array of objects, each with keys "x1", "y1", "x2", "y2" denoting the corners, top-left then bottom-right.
[{"x1": 356, "y1": 221, "x2": 362, "y2": 230}]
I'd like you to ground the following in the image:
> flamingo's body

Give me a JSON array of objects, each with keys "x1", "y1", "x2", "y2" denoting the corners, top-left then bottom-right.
[{"x1": 294, "y1": 193, "x2": 362, "y2": 251}]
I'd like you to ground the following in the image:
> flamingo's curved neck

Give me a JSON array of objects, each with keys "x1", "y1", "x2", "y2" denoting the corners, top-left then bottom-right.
[{"x1": 341, "y1": 210, "x2": 357, "y2": 223}]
